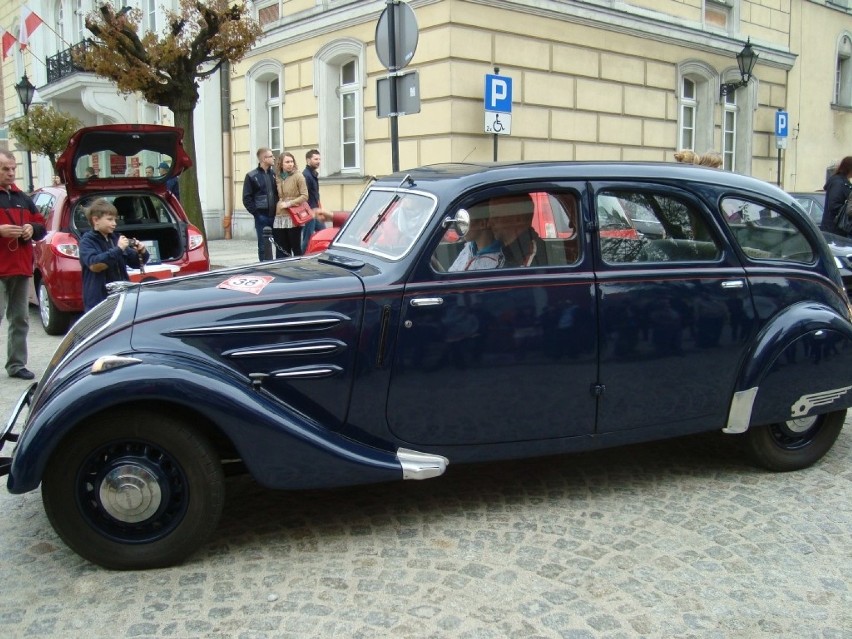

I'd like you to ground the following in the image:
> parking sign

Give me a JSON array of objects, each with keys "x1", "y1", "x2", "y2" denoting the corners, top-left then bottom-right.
[
  {"x1": 485, "y1": 74, "x2": 512, "y2": 113},
  {"x1": 775, "y1": 110, "x2": 788, "y2": 137}
]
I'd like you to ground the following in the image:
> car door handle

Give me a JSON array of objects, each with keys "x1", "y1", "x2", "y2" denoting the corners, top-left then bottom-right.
[
  {"x1": 410, "y1": 297, "x2": 444, "y2": 307},
  {"x1": 721, "y1": 280, "x2": 744, "y2": 289}
]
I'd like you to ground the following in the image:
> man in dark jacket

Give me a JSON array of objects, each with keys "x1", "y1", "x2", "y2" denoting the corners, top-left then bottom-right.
[
  {"x1": 301, "y1": 149, "x2": 322, "y2": 253},
  {"x1": 0, "y1": 150, "x2": 47, "y2": 379},
  {"x1": 242, "y1": 148, "x2": 278, "y2": 261}
]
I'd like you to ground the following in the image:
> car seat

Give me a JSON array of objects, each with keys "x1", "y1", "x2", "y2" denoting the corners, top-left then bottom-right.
[{"x1": 113, "y1": 196, "x2": 141, "y2": 224}]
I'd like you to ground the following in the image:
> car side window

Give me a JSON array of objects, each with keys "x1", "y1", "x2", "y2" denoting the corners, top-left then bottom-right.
[
  {"x1": 431, "y1": 190, "x2": 581, "y2": 272},
  {"x1": 32, "y1": 193, "x2": 55, "y2": 220},
  {"x1": 721, "y1": 197, "x2": 814, "y2": 263},
  {"x1": 598, "y1": 190, "x2": 721, "y2": 264}
]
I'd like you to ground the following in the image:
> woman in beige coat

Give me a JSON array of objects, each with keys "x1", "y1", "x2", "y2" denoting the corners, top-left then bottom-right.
[{"x1": 273, "y1": 152, "x2": 309, "y2": 257}]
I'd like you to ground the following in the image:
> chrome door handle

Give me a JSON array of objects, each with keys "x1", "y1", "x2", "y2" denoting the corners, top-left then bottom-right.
[
  {"x1": 410, "y1": 297, "x2": 444, "y2": 307},
  {"x1": 721, "y1": 280, "x2": 744, "y2": 289}
]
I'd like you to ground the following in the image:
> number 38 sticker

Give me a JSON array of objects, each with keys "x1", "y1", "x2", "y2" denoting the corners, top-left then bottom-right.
[{"x1": 217, "y1": 275, "x2": 274, "y2": 295}]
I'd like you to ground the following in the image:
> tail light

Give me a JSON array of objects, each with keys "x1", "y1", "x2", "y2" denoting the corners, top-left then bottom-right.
[
  {"x1": 50, "y1": 233, "x2": 79, "y2": 258},
  {"x1": 188, "y1": 231, "x2": 204, "y2": 251}
]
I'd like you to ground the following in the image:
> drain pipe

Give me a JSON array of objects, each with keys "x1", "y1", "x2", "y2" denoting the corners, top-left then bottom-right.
[{"x1": 221, "y1": 60, "x2": 233, "y2": 239}]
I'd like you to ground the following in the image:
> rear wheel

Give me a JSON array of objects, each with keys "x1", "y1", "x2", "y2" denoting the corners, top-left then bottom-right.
[
  {"x1": 744, "y1": 409, "x2": 845, "y2": 472},
  {"x1": 38, "y1": 282, "x2": 70, "y2": 335},
  {"x1": 42, "y1": 414, "x2": 225, "y2": 569}
]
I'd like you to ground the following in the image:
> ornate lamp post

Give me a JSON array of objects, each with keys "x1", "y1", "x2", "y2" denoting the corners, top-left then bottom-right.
[
  {"x1": 14, "y1": 74, "x2": 36, "y2": 192},
  {"x1": 720, "y1": 39, "x2": 759, "y2": 98}
]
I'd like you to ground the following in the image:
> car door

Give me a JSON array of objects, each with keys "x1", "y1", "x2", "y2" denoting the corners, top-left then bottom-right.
[
  {"x1": 592, "y1": 185, "x2": 755, "y2": 434},
  {"x1": 386, "y1": 185, "x2": 599, "y2": 447}
]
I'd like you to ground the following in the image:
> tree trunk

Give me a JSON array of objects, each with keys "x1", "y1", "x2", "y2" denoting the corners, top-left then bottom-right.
[{"x1": 172, "y1": 106, "x2": 206, "y2": 240}]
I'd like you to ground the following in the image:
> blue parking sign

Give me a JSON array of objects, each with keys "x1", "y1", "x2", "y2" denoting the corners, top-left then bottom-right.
[
  {"x1": 775, "y1": 110, "x2": 788, "y2": 137},
  {"x1": 485, "y1": 75, "x2": 512, "y2": 113}
]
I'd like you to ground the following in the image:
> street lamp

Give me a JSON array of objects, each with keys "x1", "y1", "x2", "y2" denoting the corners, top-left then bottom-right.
[
  {"x1": 14, "y1": 74, "x2": 36, "y2": 192},
  {"x1": 720, "y1": 38, "x2": 759, "y2": 98}
]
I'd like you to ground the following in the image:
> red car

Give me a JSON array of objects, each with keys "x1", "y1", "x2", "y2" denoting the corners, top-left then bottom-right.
[{"x1": 29, "y1": 124, "x2": 210, "y2": 334}]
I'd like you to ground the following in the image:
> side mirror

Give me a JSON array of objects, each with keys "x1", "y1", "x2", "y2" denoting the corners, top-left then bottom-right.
[{"x1": 444, "y1": 208, "x2": 470, "y2": 236}]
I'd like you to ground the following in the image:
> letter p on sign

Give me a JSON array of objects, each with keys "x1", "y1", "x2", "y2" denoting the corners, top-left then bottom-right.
[{"x1": 485, "y1": 74, "x2": 513, "y2": 113}]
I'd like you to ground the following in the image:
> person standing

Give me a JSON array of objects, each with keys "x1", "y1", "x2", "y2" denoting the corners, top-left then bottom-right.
[
  {"x1": 0, "y1": 150, "x2": 47, "y2": 380},
  {"x1": 158, "y1": 162, "x2": 180, "y2": 201},
  {"x1": 273, "y1": 152, "x2": 309, "y2": 257},
  {"x1": 242, "y1": 148, "x2": 278, "y2": 261},
  {"x1": 821, "y1": 156, "x2": 852, "y2": 236},
  {"x1": 79, "y1": 199, "x2": 148, "y2": 311},
  {"x1": 301, "y1": 149, "x2": 324, "y2": 253}
]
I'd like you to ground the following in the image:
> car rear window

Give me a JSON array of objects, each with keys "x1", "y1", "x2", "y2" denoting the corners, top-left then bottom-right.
[{"x1": 721, "y1": 197, "x2": 814, "y2": 263}]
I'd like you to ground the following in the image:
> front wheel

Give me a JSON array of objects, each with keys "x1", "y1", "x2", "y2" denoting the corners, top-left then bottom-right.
[
  {"x1": 42, "y1": 414, "x2": 225, "y2": 569},
  {"x1": 38, "y1": 282, "x2": 70, "y2": 335},
  {"x1": 744, "y1": 409, "x2": 845, "y2": 472}
]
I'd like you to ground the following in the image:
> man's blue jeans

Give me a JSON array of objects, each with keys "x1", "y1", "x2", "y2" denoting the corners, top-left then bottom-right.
[
  {"x1": 254, "y1": 214, "x2": 273, "y2": 261},
  {"x1": 301, "y1": 218, "x2": 322, "y2": 253}
]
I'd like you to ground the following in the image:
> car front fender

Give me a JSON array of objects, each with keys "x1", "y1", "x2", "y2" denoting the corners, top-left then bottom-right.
[
  {"x1": 8, "y1": 353, "x2": 404, "y2": 493},
  {"x1": 725, "y1": 302, "x2": 852, "y2": 433}
]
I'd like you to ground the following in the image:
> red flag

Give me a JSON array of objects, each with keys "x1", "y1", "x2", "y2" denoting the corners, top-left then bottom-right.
[
  {"x1": 18, "y1": 5, "x2": 44, "y2": 51},
  {"x1": 2, "y1": 31, "x2": 16, "y2": 59}
]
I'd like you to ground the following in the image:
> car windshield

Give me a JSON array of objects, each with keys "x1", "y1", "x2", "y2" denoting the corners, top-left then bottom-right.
[{"x1": 334, "y1": 188, "x2": 436, "y2": 260}]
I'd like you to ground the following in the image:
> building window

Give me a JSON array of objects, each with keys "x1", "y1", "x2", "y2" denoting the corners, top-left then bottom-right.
[
  {"x1": 145, "y1": 0, "x2": 157, "y2": 33},
  {"x1": 268, "y1": 78, "x2": 281, "y2": 154},
  {"x1": 680, "y1": 78, "x2": 696, "y2": 150},
  {"x1": 835, "y1": 35, "x2": 852, "y2": 107},
  {"x1": 315, "y1": 39, "x2": 366, "y2": 177},
  {"x1": 245, "y1": 60, "x2": 285, "y2": 165},
  {"x1": 722, "y1": 92, "x2": 737, "y2": 171},
  {"x1": 340, "y1": 60, "x2": 359, "y2": 171},
  {"x1": 74, "y1": 0, "x2": 85, "y2": 42}
]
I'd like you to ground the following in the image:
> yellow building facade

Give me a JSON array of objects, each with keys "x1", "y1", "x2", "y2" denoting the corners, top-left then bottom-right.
[{"x1": 228, "y1": 0, "x2": 852, "y2": 238}]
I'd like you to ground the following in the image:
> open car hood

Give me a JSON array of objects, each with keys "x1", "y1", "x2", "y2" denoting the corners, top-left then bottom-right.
[{"x1": 57, "y1": 124, "x2": 192, "y2": 198}]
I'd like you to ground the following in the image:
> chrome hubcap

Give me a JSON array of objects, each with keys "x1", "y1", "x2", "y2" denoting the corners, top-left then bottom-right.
[
  {"x1": 99, "y1": 464, "x2": 163, "y2": 523},
  {"x1": 784, "y1": 416, "x2": 817, "y2": 434}
]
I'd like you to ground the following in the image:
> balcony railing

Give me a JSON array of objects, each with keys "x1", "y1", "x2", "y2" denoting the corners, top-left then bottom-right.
[{"x1": 46, "y1": 40, "x2": 93, "y2": 84}]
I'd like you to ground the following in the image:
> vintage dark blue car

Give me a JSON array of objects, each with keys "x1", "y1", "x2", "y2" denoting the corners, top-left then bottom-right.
[{"x1": 3, "y1": 162, "x2": 852, "y2": 569}]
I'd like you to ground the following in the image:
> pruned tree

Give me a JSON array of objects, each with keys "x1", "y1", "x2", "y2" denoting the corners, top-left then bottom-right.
[
  {"x1": 77, "y1": 1, "x2": 261, "y2": 236},
  {"x1": 8, "y1": 105, "x2": 82, "y2": 174}
]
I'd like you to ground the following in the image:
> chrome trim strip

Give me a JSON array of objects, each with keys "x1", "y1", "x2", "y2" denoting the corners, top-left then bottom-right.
[
  {"x1": 272, "y1": 366, "x2": 340, "y2": 379},
  {"x1": 91, "y1": 355, "x2": 143, "y2": 374},
  {"x1": 723, "y1": 387, "x2": 758, "y2": 434},
  {"x1": 229, "y1": 343, "x2": 340, "y2": 357},
  {"x1": 169, "y1": 317, "x2": 343, "y2": 335},
  {"x1": 397, "y1": 448, "x2": 449, "y2": 480},
  {"x1": 410, "y1": 297, "x2": 444, "y2": 307},
  {"x1": 790, "y1": 385, "x2": 852, "y2": 417}
]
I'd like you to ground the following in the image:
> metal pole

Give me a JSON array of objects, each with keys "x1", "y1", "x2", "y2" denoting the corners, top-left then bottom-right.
[
  {"x1": 776, "y1": 148, "x2": 781, "y2": 187},
  {"x1": 387, "y1": 0, "x2": 400, "y2": 173},
  {"x1": 493, "y1": 66, "x2": 499, "y2": 162},
  {"x1": 22, "y1": 100, "x2": 33, "y2": 192}
]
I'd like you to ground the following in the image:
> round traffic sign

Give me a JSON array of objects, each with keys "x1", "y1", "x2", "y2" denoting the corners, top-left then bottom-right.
[{"x1": 375, "y1": 2, "x2": 419, "y2": 70}]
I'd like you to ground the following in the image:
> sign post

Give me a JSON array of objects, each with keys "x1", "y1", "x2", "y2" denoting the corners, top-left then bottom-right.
[
  {"x1": 375, "y1": 1, "x2": 419, "y2": 173},
  {"x1": 485, "y1": 70, "x2": 512, "y2": 161},
  {"x1": 775, "y1": 109, "x2": 788, "y2": 187}
]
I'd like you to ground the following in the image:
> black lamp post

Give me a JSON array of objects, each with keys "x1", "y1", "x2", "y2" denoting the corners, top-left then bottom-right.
[
  {"x1": 720, "y1": 38, "x2": 759, "y2": 98},
  {"x1": 14, "y1": 74, "x2": 36, "y2": 192}
]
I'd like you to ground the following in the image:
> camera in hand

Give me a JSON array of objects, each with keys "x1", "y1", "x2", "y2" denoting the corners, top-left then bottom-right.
[{"x1": 126, "y1": 238, "x2": 139, "y2": 248}]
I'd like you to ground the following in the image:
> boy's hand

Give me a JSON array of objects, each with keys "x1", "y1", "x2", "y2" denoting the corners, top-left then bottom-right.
[{"x1": 117, "y1": 235, "x2": 129, "y2": 250}]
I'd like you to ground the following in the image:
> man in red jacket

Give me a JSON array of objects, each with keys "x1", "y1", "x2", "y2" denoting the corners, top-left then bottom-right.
[{"x1": 0, "y1": 150, "x2": 46, "y2": 379}]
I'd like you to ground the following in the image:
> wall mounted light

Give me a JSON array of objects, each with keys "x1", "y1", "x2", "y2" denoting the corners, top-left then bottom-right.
[{"x1": 720, "y1": 38, "x2": 759, "y2": 98}]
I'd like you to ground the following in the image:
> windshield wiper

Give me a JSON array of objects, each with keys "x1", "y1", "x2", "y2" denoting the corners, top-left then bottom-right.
[{"x1": 361, "y1": 174, "x2": 411, "y2": 243}]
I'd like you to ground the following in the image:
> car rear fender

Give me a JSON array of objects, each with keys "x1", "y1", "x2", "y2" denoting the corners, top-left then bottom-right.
[
  {"x1": 8, "y1": 356, "x2": 413, "y2": 494},
  {"x1": 724, "y1": 301, "x2": 852, "y2": 433}
]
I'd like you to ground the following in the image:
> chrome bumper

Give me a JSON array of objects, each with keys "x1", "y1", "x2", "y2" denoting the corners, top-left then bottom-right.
[{"x1": 1, "y1": 383, "x2": 36, "y2": 478}]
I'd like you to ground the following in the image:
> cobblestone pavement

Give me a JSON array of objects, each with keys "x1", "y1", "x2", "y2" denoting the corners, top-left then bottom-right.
[{"x1": 1, "y1": 307, "x2": 851, "y2": 639}]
